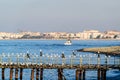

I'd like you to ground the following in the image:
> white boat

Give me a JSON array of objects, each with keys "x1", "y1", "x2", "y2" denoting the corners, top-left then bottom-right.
[{"x1": 64, "y1": 39, "x2": 72, "y2": 45}]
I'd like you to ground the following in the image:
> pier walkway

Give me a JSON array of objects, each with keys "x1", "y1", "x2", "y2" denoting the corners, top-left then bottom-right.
[{"x1": 0, "y1": 51, "x2": 120, "y2": 80}]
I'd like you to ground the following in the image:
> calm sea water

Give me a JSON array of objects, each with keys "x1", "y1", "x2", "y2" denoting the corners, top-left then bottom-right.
[{"x1": 0, "y1": 40, "x2": 120, "y2": 80}]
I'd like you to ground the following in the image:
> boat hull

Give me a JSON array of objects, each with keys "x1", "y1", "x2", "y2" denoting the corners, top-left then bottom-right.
[{"x1": 64, "y1": 43, "x2": 72, "y2": 45}]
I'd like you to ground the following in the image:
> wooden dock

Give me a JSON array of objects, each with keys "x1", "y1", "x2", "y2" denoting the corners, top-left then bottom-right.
[{"x1": 0, "y1": 52, "x2": 120, "y2": 80}]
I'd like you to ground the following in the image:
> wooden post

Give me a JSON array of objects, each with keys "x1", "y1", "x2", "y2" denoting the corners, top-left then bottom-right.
[
  {"x1": 101, "y1": 69, "x2": 107, "y2": 80},
  {"x1": 36, "y1": 68, "x2": 39, "y2": 80},
  {"x1": 103, "y1": 70, "x2": 106, "y2": 80},
  {"x1": 31, "y1": 69, "x2": 34, "y2": 80},
  {"x1": 83, "y1": 70, "x2": 85, "y2": 80},
  {"x1": 40, "y1": 68, "x2": 43, "y2": 80},
  {"x1": 97, "y1": 55, "x2": 100, "y2": 68},
  {"x1": 10, "y1": 68, "x2": 13, "y2": 80},
  {"x1": 20, "y1": 68, "x2": 23, "y2": 80},
  {"x1": 15, "y1": 68, "x2": 19, "y2": 80},
  {"x1": 58, "y1": 69, "x2": 60, "y2": 80},
  {"x1": 58, "y1": 69, "x2": 63, "y2": 80},
  {"x1": 76, "y1": 69, "x2": 79, "y2": 80},
  {"x1": 101, "y1": 70, "x2": 103, "y2": 80},
  {"x1": 2, "y1": 68, "x2": 5, "y2": 80},
  {"x1": 79, "y1": 70, "x2": 83, "y2": 80},
  {"x1": 80, "y1": 57, "x2": 82, "y2": 68},
  {"x1": 97, "y1": 69, "x2": 101, "y2": 80}
]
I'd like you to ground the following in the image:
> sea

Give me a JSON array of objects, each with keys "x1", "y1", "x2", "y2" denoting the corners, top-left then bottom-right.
[{"x1": 0, "y1": 40, "x2": 120, "y2": 80}]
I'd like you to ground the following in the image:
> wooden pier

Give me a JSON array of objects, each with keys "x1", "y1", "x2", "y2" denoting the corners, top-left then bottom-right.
[{"x1": 0, "y1": 52, "x2": 120, "y2": 80}]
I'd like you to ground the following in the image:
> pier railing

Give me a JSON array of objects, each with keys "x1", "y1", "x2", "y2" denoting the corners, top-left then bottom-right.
[{"x1": 0, "y1": 52, "x2": 120, "y2": 67}]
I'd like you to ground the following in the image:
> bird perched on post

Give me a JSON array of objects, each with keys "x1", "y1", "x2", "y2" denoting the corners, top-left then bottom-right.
[
  {"x1": 40, "y1": 50, "x2": 42, "y2": 56},
  {"x1": 26, "y1": 53, "x2": 30, "y2": 59},
  {"x1": 61, "y1": 53, "x2": 65, "y2": 58},
  {"x1": 72, "y1": 51, "x2": 76, "y2": 56}
]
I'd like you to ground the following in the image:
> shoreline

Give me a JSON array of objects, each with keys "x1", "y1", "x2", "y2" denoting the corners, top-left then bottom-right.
[
  {"x1": 0, "y1": 39, "x2": 120, "y2": 40},
  {"x1": 77, "y1": 46, "x2": 120, "y2": 55}
]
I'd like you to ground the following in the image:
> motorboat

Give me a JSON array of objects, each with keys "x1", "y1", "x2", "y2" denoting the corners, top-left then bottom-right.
[{"x1": 64, "y1": 39, "x2": 72, "y2": 45}]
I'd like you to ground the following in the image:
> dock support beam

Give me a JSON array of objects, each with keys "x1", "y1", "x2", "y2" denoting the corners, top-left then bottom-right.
[
  {"x1": 83, "y1": 70, "x2": 85, "y2": 80},
  {"x1": 97, "y1": 69, "x2": 101, "y2": 80},
  {"x1": 2, "y1": 68, "x2": 5, "y2": 80},
  {"x1": 79, "y1": 70, "x2": 83, "y2": 80},
  {"x1": 20, "y1": 68, "x2": 23, "y2": 80},
  {"x1": 15, "y1": 68, "x2": 19, "y2": 80},
  {"x1": 40, "y1": 68, "x2": 43, "y2": 80},
  {"x1": 31, "y1": 68, "x2": 34, "y2": 80},
  {"x1": 76, "y1": 69, "x2": 85, "y2": 80},
  {"x1": 36, "y1": 68, "x2": 39, "y2": 80},
  {"x1": 101, "y1": 69, "x2": 106, "y2": 80},
  {"x1": 103, "y1": 70, "x2": 106, "y2": 80},
  {"x1": 58, "y1": 68, "x2": 63, "y2": 80},
  {"x1": 10, "y1": 68, "x2": 13, "y2": 80},
  {"x1": 76, "y1": 69, "x2": 79, "y2": 80}
]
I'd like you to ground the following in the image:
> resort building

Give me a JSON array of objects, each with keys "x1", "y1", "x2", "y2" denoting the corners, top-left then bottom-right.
[
  {"x1": 0, "y1": 30, "x2": 119, "y2": 40},
  {"x1": 79, "y1": 30, "x2": 102, "y2": 39},
  {"x1": 103, "y1": 30, "x2": 120, "y2": 39}
]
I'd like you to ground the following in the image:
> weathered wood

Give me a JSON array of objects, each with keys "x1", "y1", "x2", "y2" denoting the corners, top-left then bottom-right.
[
  {"x1": 83, "y1": 70, "x2": 85, "y2": 80},
  {"x1": 101, "y1": 70, "x2": 103, "y2": 80},
  {"x1": 20, "y1": 68, "x2": 23, "y2": 80},
  {"x1": 2, "y1": 68, "x2": 5, "y2": 80},
  {"x1": 40, "y1": 68, "x2": 43, "y2": 80},
  {"x1": 31, "y1": 68, "x2": 34, "y2": 80},
  {"x1": 0, "y1": 63, "x2": 119, "y2": 69},
  {"x1": 79, "y1": 70, "x2": 83, "y2": 80},
  {"x1": 15, "y1": 68, "x2": 19, "y2": 80},
  {"x1": 101, "y1": 69, "x2": 107, "y2": 80},
  {"x1": 76, "y1": 69, "x2": 79, "y2": 80},
  {"x1": 97, "y1": 69, "x2": 101, "y2": 80},
  {"x1": 36, "y1": 68, "x2": 39, "y2": 80},
  {"x1": 10, "y1": 68, "x2": 13, "y2": 80},
  {"x1": 58, "y1": 68, "x2": 63, "y2": 80},
  {"x1": 103, "y1": 70, "x2": 106, "y2": 80},
  {"x1": 0, "y1": 63, "x2": 119, "y2": 80}
]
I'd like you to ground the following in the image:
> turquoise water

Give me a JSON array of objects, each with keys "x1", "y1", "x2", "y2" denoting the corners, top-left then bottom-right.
[{"x1": 0, "y1": 40, "x2": 120, "y2": 80}]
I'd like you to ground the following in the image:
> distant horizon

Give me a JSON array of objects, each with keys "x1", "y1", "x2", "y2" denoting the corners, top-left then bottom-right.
[{"x1": 0, "y1": 29, "x2": 119, "y2": 33}]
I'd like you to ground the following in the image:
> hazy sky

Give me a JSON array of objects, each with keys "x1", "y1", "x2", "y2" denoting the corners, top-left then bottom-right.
[{"x1": 0, "y1": 0, "x2": 120, "y2": 32}]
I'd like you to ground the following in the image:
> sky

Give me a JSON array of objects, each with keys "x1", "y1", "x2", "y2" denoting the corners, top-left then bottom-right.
[{"x1": 0, "y1": 0, "x2": 120, "y2": 32}]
